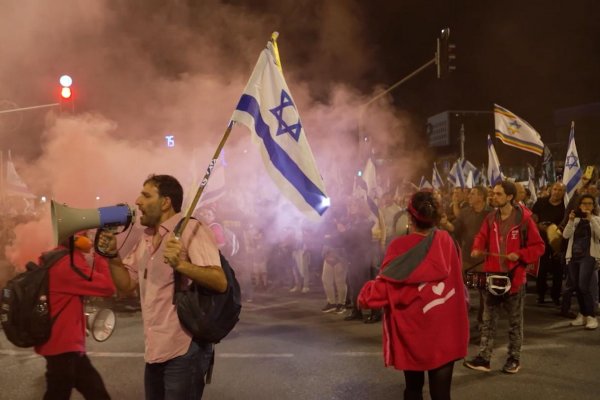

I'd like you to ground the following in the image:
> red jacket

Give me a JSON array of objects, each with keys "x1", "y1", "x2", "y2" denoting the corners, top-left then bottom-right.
[
  {"x1": 472, "y1": 205, "x2": 545, "y2": 293},
  {"x1": 34, "y1": 248, "x2": 115, "y2": 356},
  {"x1": 358, "y1": 230, "x2": 469, "y2": 371}
]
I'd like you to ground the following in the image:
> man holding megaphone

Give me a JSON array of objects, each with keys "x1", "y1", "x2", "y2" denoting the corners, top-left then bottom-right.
[{"x1": 98, "y1": 174, "x2": 226, "y2": 400}]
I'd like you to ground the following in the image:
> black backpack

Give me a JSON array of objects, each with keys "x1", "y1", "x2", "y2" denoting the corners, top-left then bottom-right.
[
  {"x1": 0, "y1": 248, "x2": 69, "y2": 348},
  {"x1": 173, "y1": 251, "x2": 242, "y2": 344}
]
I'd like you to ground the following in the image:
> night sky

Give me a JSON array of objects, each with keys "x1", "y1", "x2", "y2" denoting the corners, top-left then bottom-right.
[{"x1": 2, "y1": 0, "x2": 599, "y2": 169}]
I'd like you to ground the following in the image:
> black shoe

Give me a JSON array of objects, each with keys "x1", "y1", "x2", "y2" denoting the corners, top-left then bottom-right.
[
  {"x1": 321, "y1": 303, "x2": 337, "y2": 313},
  {"x1": 344, "y1": 310, "x2": 363, "y2": 321},
  {"x1": 464, "y1": 356, "x2": 491, "y2": 372},
  {"x1": 364, "y1": 314, "x2": 381, "y2": 324},
  {"x1": 502, "y1": 357, "x2": 520, "y2": 374}
]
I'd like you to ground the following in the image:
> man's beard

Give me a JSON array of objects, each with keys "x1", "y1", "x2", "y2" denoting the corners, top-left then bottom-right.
[{"x1": 494, "y1": 201, "x2": 508, "y2": 209}]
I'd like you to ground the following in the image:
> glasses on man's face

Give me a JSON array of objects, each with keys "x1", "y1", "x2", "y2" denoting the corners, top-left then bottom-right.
[{"x1": 581, "y1": 202, "x2": 594, "y2": 206}]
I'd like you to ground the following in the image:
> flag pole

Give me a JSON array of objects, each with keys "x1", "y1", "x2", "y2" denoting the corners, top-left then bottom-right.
[{"x1": 174, "y1": 120, "x2": 234, "y2": 238}]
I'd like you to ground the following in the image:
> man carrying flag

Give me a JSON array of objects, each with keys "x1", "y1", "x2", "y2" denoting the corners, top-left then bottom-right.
[
  {"x1": 494, "y1": 104, "x2": 544, "y2": 156},
  {"x1": 231, "y1": 32, "x2": 329, "y2": 219}
]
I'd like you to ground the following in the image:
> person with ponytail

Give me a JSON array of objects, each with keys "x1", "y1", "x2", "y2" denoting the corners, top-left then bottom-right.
[{"x1": 358, "y1": 191, "x2": 469, "y2": 400}]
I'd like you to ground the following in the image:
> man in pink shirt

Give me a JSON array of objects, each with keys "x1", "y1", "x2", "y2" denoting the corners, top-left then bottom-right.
[{"x1": 99, "y1": 174, "x2": 226, "y2": 400}]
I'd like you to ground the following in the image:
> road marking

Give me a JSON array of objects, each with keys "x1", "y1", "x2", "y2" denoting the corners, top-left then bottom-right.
[
  {"x1": 0, "y1": 349, "x2": 294, "y2": 358},
  {"x1": 219, "y1": 353, "x2": 294, "y2": 358},
  {"x1": 331, "y1": 352, "x2": 380, "y2": 357},
  {"x1": 543, "y1": 321, "x2": 576, "y2": 330},
  {"x1": 242, "y1": 301, "x2": 298, "y2": 311}
]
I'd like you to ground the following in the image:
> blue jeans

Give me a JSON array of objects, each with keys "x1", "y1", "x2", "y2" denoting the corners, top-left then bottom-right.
[
  {"x1": 144, "y1": 341, "x2": 213, "y2": 400},
  {"x1": 568, "y1": 256, "x2": 598, "y2": 317}
]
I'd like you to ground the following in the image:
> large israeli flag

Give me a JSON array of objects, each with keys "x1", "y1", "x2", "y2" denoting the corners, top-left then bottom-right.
[
  {"x1": 562, "y1": 122, "x2": 582, "y2": 204},
  {"x1": 487, "y1": 135, "x2": 504, "y2": 186},
  {"x1": 231, "y1": 34, "x2": 329, "y2": 218}
]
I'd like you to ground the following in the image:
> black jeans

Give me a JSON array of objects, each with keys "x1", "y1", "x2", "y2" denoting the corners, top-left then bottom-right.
[
  {"x1": 536, "y1": 252, "x2": 563, "y2": 302},
  {"x1": 44, "y1": 352, "x2": 110, "y2": 400},
  {"x1": 403, "y1": 361, "x2": 455, "y2": 400}
]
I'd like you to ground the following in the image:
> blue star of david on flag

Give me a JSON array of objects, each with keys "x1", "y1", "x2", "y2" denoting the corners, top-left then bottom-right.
[
  {"x1": 508, "y1": 119, "x2": 521, "y2": 133},
  {"x1": 565, "y1": 152, "x2": 579, "y2": 168},
  {"x1": 270, "y1": 90, "x2": 302, "y2": 142}
]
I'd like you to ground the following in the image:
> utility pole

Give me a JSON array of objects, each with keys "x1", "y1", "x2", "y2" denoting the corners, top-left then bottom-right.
[{"x1": 459, "y1": 123, "x2": 465, "y2": 160}]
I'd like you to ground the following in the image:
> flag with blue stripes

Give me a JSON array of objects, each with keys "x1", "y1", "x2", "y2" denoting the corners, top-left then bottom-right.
[
  {"x1": 487, "y1": 135, "x2": 504, "y2": 186},
  {"x1": 448, "y1": 160, "x2": 466, "y2": 188},
  {"x1": 461, "y1": 159, "x2": 480, "y2": 184},
  {"x1": 562, "y1": 122, "x2": 582, "y2": 204},
  {"x1": 494, "y1": 104, "x2": 544, "y2": 156},
  {"x1": 231, "y1": 36, "x2": 329, "y2": 218},
  {"x1": 432, "y1": 163, "x2": 444, "y2": 189}
]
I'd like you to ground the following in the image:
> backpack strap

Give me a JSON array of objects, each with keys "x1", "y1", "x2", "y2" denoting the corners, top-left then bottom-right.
[
  {"x1": 40, "y1": 248, "x2": 76, "y2": 324},
  {"x1": 67, "y1": 237, "x2": 94, "y2": 281}
]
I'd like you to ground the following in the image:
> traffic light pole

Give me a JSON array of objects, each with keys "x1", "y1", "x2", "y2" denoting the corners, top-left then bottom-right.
[
  {"x1": 358, "y1": 57, "x2": 436, "y2": 145},
  {"x1": 0, "y1": 103, "x2": 60, "y2": 115}
]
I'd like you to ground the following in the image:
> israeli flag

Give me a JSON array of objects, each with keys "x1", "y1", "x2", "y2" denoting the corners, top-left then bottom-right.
[
  {"x1": 487, "y1": 135, "x2": 504, "y2": 187},
  {"x1": 461, "y1": 159, "x2": 481, "y2": 184},
  {"x1": 231, "y1": 34, "x2": 329, "y2": 218},
  {"x1": 432, "y1": 163, "x2": 444, "y2": 189},
  {"x1": 448, "y1": 160, "x2": 466, "y2": 188},
  {"x1": 562, "y1": 122, "x2": 582, "y2": 204}
]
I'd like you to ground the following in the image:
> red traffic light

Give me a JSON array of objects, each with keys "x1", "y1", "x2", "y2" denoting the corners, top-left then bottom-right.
[{"x1": 61, "y1": 87, "x2": 72, "y2": 99}]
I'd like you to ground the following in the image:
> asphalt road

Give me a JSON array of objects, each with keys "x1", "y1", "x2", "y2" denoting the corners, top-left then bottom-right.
[{"x1": 1, "y1": 284, "x2": 599, "y2": 400}]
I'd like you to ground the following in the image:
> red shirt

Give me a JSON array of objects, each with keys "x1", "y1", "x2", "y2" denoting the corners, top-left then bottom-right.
[
  {"x1": 359, "y1": 230, "x2": 469, "y2": 371},
  {"x1": 35, "y1": 248, "x2": 115, "y2": 356}
]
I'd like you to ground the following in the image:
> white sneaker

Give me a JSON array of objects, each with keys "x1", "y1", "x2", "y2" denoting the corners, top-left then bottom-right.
[
  {"x1": 585, "y1": 316, "x2": 598, "y2": 330},
  {"x1": 301, "y1": 287, "x2": 310, "y2": 294},
  {"x1": 289, "y1": 286, "x2": 299, "y2": 293},
  {"x1": 571, "y1": 313, "x2": 585, "y2": 326}
]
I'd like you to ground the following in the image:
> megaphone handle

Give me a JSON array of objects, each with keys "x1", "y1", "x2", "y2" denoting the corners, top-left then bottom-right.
[{"x1": 94, "y1": 229, "x2": 119, "y2": 258}]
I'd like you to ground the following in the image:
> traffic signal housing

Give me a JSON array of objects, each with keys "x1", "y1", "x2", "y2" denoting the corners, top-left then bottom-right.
[
  {"x1": 436, "y1": 28, "x2": 456, "y2": 79},
  {"x1": 59, "y1": 75, "x2": 73, "y2": 100}
]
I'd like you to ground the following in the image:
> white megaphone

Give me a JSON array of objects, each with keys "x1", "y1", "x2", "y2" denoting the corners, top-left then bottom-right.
[{"x1": 51, "y1": 200, "x2": 136, "y2": 246}]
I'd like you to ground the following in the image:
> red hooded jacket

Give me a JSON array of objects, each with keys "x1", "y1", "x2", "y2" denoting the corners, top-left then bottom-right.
[
  {"x1": 471, "y1": 205, "x2": 544, "y2": 294},
  {"x1": 358, "y1": 230, "x2": 469, "y2": 371},
  {"x1": 34, "y1": 248, "x2": 115, "y2": 356}
]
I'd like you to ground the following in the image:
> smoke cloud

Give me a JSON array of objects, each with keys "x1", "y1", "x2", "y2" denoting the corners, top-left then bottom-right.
[{"x1": 1, "y1": 0, "x2": 424, "y2": 269}]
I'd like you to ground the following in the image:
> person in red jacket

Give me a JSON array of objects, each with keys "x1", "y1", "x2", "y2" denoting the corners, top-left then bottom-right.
[
  {"x1": 358, "y1": 191, "x2": 469, "y2": 400},
  {"x1": 464, "y1": 180, "x2": 544, "y2": 374},
  {"x1": 34, "y1": 232, "x2": 116, "y2": 400}
]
